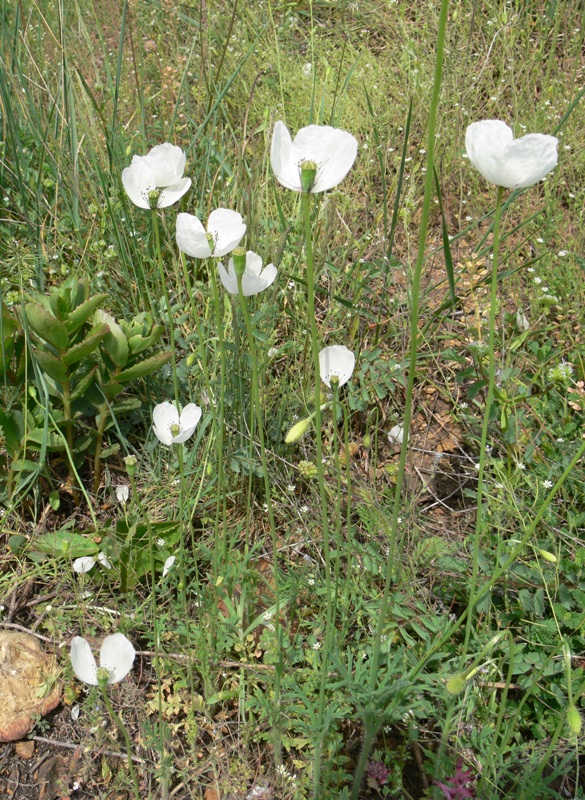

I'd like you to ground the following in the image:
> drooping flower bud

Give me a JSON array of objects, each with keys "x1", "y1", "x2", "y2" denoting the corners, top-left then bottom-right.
[{"x1": 285, "y1": 417, "x2": 311, "y2": 444}]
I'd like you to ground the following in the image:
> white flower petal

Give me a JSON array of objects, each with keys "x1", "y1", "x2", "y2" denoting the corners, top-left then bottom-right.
[
  {"x1": 270, "y1": 121, "x2": 302, "y2": 191},
  {"x1": 207, "y1": 208, "x2": 246, "y2": 256},
  {"x1": 157, "y1": 178, "x2": 191, "y2": 208},
  {"x1": 70, "y1": 636, "x2": 99, "y2": 685},
  {"x1": 115, "y1": 485, "x2": 129, "y2": 504},
  {"x1": 144, "y1": 143, "x2": 186, "y2": 186},
  {"x1": 318, "y1": 345, "x2": 356, "y2": 388},
  {"x1": 163, "y1": 555, "x2": 176, "y2": 577},
  {"x1": 176, "y1": 213, "x2": 212, "y2": 258},
  {"x1": 100, "y1": 633, "x2": 136, "y2": 685},
  {"x1": 387, "y1": 423, "x2": 405, "y2": 445},
  {"x1": 271, "y1": 121, "x2": 358, "y2": 193},
  {"x1": 220, "y1": 251, "x2": 278, "y2": 296},
  {"x1": 121, "y1": 157, "x2": 155, "y2": 209},
  {"x1": 152, "y1": 401, "x2": 180, "y2": 446},
  {"x1": 73, "y1": 556, "x2": 96, "y2": 574},
  {"x1": 97, "y1": 552, "x2": 112, "y2": 570},
  {"x1": 217, "y1": 261, "x2": 238, "y2": 294},
  {"x1": 465, "y1": 120, "x2": 558, "y2": 189},
  {"x1": 173, "y1": 403, "x2": 202, "y2": 443}
]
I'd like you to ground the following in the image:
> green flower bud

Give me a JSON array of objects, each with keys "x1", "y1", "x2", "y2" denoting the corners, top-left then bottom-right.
[
  {"x1": 446, "y1": 673, "x2": 467, "y2": 695},
  {"x1": 124, "y1": 455, "x2": 137, "y2": 477},
  {"x1": 567, "y1": 704, "x2": 582, "y2": 735},
  {"x1": 537, "y1": 548, "x2": 557, "y2": 564},
  {"x1": 186, "y1": 353, "x2": 196, "y2": 368},
  {"x1": 285, "y1": 417, "x2": 311, "y2": 444},
  {"x1": 363, "y1": 433, "x2": 371, "y2": 449},
  {"x1": 300, "y1": 160, "x2": 318, "y2": 193}
]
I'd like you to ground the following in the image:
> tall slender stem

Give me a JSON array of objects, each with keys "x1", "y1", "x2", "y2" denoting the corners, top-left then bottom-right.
[
  {"x1": 463, "y1": 184, "x2": 505, "y2": 655},
  {"x1": 235, "y1": 269, "x2": 282, "y2": 764},
  {"x1": 301, "y1": 191, "x2": 333, "y2": 800},
  {"x1": 351, "y1": 0, "x2": 450, "y2": 795}
]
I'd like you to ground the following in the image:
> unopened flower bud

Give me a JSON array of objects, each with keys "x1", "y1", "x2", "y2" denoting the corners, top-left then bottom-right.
[
  {"x1": 363, "y1": 433, "x2": 371, "y2": 449},
  {"x1": 186, "y1": 353, "x2": 196, "y2": 367},
  {"x1": 300, "y1": 160, "x2": 318, "y2": 193},
  {"x1": 567, "y1": 704, "x2": 582, "y2": 735},
  {"x1": 285, "y1": 417, "x2": 311, "y2": 444},
  {"x1": 446, "y1": 673, "x2": 467, "y2": 695},
  {"x1": 124, "y1": 455, "x2": 137, "y2": 477},
  {"x1": 537, "y1": 548, "x2": 557, "y2": 564}
]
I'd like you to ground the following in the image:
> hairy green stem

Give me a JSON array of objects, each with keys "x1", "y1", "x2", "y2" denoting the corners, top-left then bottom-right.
[
  {"x1": 236, "y1": 272, "x2": 282, "y2": 763},
  {"x1": 351, "y1": 0, "x2": 450, "y2": 795},
  {"x1": 301, "y1": 191, "x2": 334, "y2": 800},
  {"x1": 100, "y1": 686, "x2": 141, "y2": 800},
  {"x1": 463, "y1": 184, "x2": 504, "y2": 657}
]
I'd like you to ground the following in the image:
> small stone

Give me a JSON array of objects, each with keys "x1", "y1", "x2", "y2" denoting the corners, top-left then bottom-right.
[{"x1": 0, "y1": 631, "x2": 61, "y2": 742}]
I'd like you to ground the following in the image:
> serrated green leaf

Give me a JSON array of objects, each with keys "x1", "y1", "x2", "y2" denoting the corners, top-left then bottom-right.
[
  {"x1": 114, "y1": 350, "x2": 172, "y2": 384},
  {"x1": 110, "y1": 397, "x2": 141, "y2": 414},
  {"x1": 32, "y1": 348, "x2": 68, "y2": 383},
  {"x1": 24, "y1": 303, "x2": 69, "y2": 351},
  {"x1": 0, "y1": 409, "x2": 24, "y2": 454},
  {"x1": 62, "y1": 323, "x2": 109, "y2": 366},
  {"x1": 70, "y1": 366, "x2": 98, "y2": 401},
  {"x1": 25, "y1": 427, "x2": 67, "y2": 451},
  {"x1": 64, "y1": 293, "x2": 109, "y2": 336},
  {"x1": 95, "y1": 310, "x2": 129, "y2": 368},
  {"x1": 127, "y1": 324, "x2": 164, "y2": 355}
]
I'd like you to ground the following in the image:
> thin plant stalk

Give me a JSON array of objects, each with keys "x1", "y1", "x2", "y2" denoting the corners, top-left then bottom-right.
[
  {"x1": 300, "y1": 191, "x2": 334, "y2": 800},
  {"x1": 100, "y1": 686, "x2": 141, "y2": 800},
  {"x1": 151, "y1": 208, "x2": 179, "y2": 402},
  {"x1": 462, "y1": 185, "x2": 505, "y2": 657},
  {"x1": 235, "y1": 261, "x2": 282, "y2": 764},
  {"x1": 351, "y1": 0, "x2": 450, "y2": 795}
]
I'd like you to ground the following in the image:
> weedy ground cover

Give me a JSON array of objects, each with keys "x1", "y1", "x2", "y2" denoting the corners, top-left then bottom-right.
[{"x1": 1, "y1": 0, "x2": 585, "y2": 798}]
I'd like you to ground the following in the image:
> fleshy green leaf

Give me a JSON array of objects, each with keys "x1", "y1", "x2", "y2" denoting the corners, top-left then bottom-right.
[
  {"x1": 95, "y1": 310, "x2": 129, "y2": 368},
  {"x1": 24, "y1": 303, "x2": 69, "y2": 351},
  {"x1": 62, "y1": 323, "x2": 110, "y2": 366},
  {"x1": 64, "y1": 293, "x2": 109, "y2": 336},
  {"x1": 32, "y1": 348, "x2": 68, "y2": 383},
  {"x1": 127, "y1": 324, "x2": 165, "y2": 355},
  {"x1": 70, "y1": 366, "x2": 98, "y2": 401},
  {"x1": 114, "y1": 350, "x2": 172, "y2": 384}
]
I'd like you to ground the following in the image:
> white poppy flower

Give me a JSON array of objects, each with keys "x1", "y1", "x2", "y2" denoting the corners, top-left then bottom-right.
[
  {"x1": 516, "y1": 308, "x2": 530, "y2": 332},
  {"x1": 387, "y1": 424, "x2": 405, "y2": 445},
  {"x1": 115, "y1": 485, "x2": 129, "y2": 505},
  {"x1": 465, "y1": 120, "x2": 558, "y2": 189},
  {"x1": 122, "y1": 143, "x2": 191, "y2": 209},
  {"x1": 176, "y1": 209, "x2": 246, "y2": 259},
  {"x1": 318, "y1": 345, "x2": 356, "y2": 388},
  {"x1": 162, "y1": 555, "x2": 176, "y2": 577},
  {"x1": 70, "y1": 633, "x2": 135, "y2": 686},
  {"x1": 217, "y1": 250, "x2": 278, "y2": 296},
  {"x1": 152, "y1": 401, "x2": 202, "y2": 446},
  {"x1": 270, "y1": 120, "x2": 358, "y2": 193},
  {"x1": 73, "y1": 552, "x2": 112, "y2": 573}
]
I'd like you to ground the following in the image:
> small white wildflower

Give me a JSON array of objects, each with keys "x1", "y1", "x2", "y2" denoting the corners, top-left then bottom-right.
[
  {"x1": 517, "y1": 462, "x2": 526, "y2": 470},
  {"x1": 542, "y1": 479, "x2": 553, "y2": 489},
  {"x1": 286, "y1": 484, "x2": 296, "y2": 492},
  {"x1": 115, "y1": 485, "x2": 129, "y2": 504},
  {"x1": 312, "y1": 641, "x2": 321, "y2": 650},
  {"x1": 534, "y1": 276, "x2": 543, "y2": 285},
  {"x1": 558, "y1": 250, "x2": 568, "y2": 257},
  {"x1": 556, "y1": 437, "x2": 565, "y2": 443},
  {"x1": 307, "y1": 577, "x2": 316, "y2": 586},
  {"x1": 302, "y1": 62, "x2": 312, "y2": 76},
  {"x1": 300, "y1": 505, "x2": 309, "y2": 513},
  {"x1": 156, "y1": 538, "x2": 165, "y2": 547},
  {"x1": 459, "y1": 401, "x2": 468, "y2": 409},
  {"x1": 527, "y1": 266, "x2": 536, "y2": 272}
]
